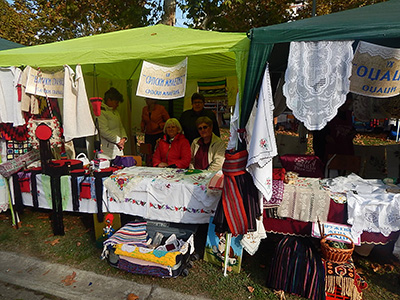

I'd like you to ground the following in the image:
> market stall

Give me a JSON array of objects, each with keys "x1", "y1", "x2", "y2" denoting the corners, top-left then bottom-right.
[
  {"x1": 231, "y1": 1, "x2": 400, "y2": 298},
  {"x1": 0, "y1": 25, "x2": 249, "y2": 223}
]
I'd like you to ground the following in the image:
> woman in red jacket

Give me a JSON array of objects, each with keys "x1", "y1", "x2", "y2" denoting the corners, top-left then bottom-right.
[{"x1": 152, "y1": 118, "x2": 191, "y2": 169}]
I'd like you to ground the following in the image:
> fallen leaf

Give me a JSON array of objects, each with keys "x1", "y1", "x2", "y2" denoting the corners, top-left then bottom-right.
[
  {"x1": 26, "y1": 224, "x2": 34, "y2": 228},
  {"x1": 384, "y1": 264, "x2": 395, "y2": 272},
  {"x1": 247, "y1": 286, "x2": 255, "y2": 293},
  {"x1": 45, "y1": 238, "x2": 60, "y2": 246},
  {"x1": 78, "y1": 228, "x2": 91, "y2": 237},
  {"x1": 371, "y1": 263, "x2": 381, "y2": 273},
  {"x1": 61, "y1": 271, "x2": 77, "y2": 286},
  {"x1": 274, "y1": 290, "x2": 286, "y2": 300},
  {"x1": 127, "y1": 293, "x2": 139, "y2": 300},
  {"x1": 43, "y1": 270, "x2": 50, "y2": 276}
]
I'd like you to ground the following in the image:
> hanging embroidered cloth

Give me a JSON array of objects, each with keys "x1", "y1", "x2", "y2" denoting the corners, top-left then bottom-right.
[
  {"x1": 227, "y1": 94, "x2": 240, "y2": 150},
  {"x1": 246, "y1": 64, "x2": 277, "y2": 201},
  {"x1": 0, "y1": 67, "x2": 25, "y2": 126},
  {"x1": 283, "y1": 40, "x2": 354, "y2": 130},
  {"x1": 63, "y1": 65, "x2": 96, "y2": 142}
]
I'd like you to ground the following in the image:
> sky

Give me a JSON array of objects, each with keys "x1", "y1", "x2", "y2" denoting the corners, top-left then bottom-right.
[{"x1": 175, "y1": 7, "x2": 188, "y2": 28}]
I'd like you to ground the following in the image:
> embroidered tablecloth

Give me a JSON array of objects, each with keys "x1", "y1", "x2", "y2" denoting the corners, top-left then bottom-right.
[
  {"x1": 104, "y1": 167, "x2": 222, "y2": 223},
  {"x1": 20, "y1": 166, "x2": 221, "y2": 224}
]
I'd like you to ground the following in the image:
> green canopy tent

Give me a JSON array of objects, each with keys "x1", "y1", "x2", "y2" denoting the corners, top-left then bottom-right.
[
  {"x1": 0, "y1": 37, "x2": 24, "y2": 51},
  {"x1": 0, "y1": 25, "x2": 249, "y2": 153},
  {"x1": 240, "y1": 0, "x2": 400, "y2": 141},
  {"x1": 0, "y1": 24, "x2": 249, "y2": 94}
]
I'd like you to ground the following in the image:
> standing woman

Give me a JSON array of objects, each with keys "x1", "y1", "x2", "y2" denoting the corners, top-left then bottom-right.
[
  {"x1": 190, "y1": 116, "x2": 225, "y2": 171},
  {"x1": 152, "y1": 118, "x2": 191, "y2": 169},
  {"x1": 98, "y1": 87, "x2": 127, "y2": 160},
  {"x1": 141, "y1": 98, "x2": 170, "y2": 152}
]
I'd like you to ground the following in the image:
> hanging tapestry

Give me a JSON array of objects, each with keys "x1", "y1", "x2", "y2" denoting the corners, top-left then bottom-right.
[
  {"x1": 6, "y1": 140, "x2": 31, "y2": 160},
  {"x1": 324, "y1": 259, "x2": 367, "y2": 300},
  {"x1": 283, "y1": 40, "x2": 354, "y2": 130},
  {"x1": 198, "y1": 79, "x2": 227, "y2": 102}
]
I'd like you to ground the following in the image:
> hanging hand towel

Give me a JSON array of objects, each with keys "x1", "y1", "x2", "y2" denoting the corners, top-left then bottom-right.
[
  {"x1": 246, "y1": 64, "x2": 277, "y2": 202},
  {"x1": 63, "y1": 65, "x2": 96, "y2": 142}
]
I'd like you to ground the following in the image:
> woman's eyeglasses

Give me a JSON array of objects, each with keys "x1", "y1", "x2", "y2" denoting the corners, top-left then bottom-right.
[{"x1": 198, "y1": 125, "x2": 209, "y2": 131}]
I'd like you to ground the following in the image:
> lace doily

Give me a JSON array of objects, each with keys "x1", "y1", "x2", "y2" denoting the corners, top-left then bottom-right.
[
  {"x1": 357, "y1": 41, "x2": 400, "y2": 60},
  {"x1": 277, "y1": 183, "x2": 331, "y2": 223},
  {"x1": 283, "y1": 41, "x2": 354, "y2": 131}
]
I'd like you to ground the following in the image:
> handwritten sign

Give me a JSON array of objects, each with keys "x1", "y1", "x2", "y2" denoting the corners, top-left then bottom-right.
[
  {"x1": 312, "y1": 221, "x2": 361, "y2": 246},
  {"x1": 136, "y1": 58, "x2": 187, "y2": 100},
  {"x1": 350, "y1": 41, "x2": 400, "y2": 98},
  {"x1": 25, "y1": 67, "x2": 64, "y2": 98}
]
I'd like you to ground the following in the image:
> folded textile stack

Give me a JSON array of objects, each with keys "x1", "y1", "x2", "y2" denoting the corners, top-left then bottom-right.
[{"x1": 102, "y1": 221, "x2": 194, "y2": 278}]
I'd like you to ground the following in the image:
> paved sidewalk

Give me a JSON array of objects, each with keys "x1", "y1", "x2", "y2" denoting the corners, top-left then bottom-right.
[
  {"x1": 0, "y1": 280, "x2": 64, "y2": 300},
  {"x1": 0, "y1": 251, "x2": 211, "y2": 300}
]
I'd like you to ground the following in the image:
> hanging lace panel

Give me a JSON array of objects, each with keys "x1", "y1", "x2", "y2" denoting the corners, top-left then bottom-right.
[{"x1": 283, "y1": 41, "x2": 354, "y2": 131}]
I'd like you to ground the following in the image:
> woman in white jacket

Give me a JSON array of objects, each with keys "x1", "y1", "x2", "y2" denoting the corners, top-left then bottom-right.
[
  {"x1": 189, "y1": 116, "x2": 225, "y2": 171},
  {"x1": 97, "y1": 87, "x2": 127, "y2": 160}
]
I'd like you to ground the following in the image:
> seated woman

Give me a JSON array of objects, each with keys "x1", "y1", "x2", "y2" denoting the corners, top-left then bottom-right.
[
  {"x1": 152, "y1": 118, "x2": 191, "y2": 169},
  {"x1": 190, "y1": 116, "x2": 226, "y2": 171}
]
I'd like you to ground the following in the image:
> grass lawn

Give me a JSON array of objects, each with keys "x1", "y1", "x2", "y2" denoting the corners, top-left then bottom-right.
[{"x1": 1, "y1": 207, "x2": 400, "y2": 300}]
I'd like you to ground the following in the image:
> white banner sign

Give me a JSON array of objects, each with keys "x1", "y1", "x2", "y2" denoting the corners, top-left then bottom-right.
[
  {"x1": 350, "y1": 41, "x2": 400, "y2": 98},
  {"x1": 136, "y1": 58, "x2": 187, "y2": 100},
  {"x1": 311, "y1": 221, "x2": 361, "y2": 246},
  {"x1": 25, "y1": 67, "x2": 64, "y2": 98}
]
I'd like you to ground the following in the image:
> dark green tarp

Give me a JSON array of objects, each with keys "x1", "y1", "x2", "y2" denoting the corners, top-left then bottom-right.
[
  {"x1": 240, "y1": 0, "x2": 400, "y2": 133},
  {"x1": 0, "y1": 37, "x2": 23, "y2": 51}
]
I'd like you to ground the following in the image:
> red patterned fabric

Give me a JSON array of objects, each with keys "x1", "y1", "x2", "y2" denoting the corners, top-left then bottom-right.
[
  {"x1": 273, "y1": 168, "x2": 286, "y2": 180},
  {"x1": 222, "y1": 150, "x2": 248, "y2": 236}
]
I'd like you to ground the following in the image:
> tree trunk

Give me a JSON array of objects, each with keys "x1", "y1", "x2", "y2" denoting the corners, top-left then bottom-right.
[{"x1": 161, "y1": 0, "x2": 176, "y2": 26}]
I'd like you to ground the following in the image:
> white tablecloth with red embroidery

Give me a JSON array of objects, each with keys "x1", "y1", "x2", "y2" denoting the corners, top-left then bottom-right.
[{"x1": 103, "y1": 167, "x2": 222, "y2": 223}]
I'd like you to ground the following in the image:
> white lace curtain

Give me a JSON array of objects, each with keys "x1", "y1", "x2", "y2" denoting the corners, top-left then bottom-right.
[{"x1": 283, "y1": 41, "x2": 354, "y2": 130}]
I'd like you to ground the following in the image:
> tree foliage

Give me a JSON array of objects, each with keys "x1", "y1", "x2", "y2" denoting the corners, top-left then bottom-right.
[
  {"x1": 0, "y1": 0, "x2": 390, "y2": 45},
  {"x1": 295, "y1": 0, "x2": 387, "y2": 19},
  {"x1": 0, "y1": 0, "x2": 37, "y2": 45},
  {"x1": 178, "y1": 0, "x2": 294, "y2": 31},
  {"x1": 1, "y1": 0, "x2": 151, "y2": 45}
]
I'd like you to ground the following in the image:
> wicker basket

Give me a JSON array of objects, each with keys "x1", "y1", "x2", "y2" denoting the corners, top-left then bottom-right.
[{"x1": 320, "y1": 234, "x2": 354, "y2": 263}]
